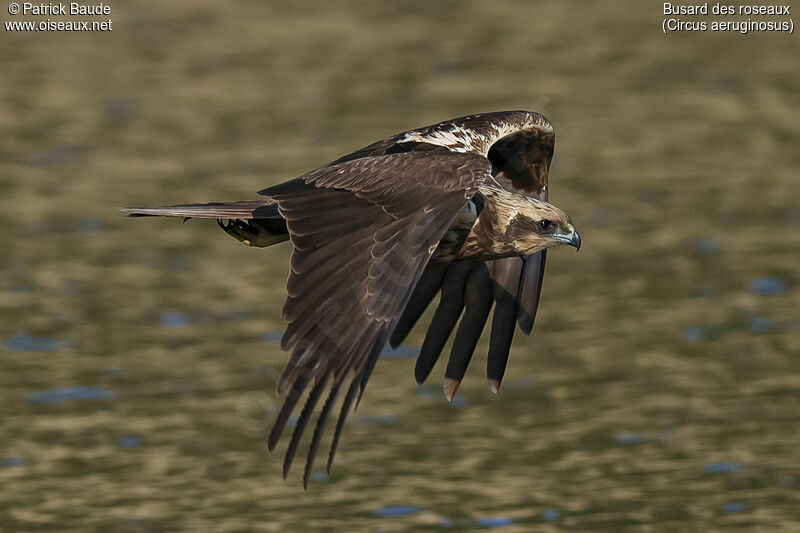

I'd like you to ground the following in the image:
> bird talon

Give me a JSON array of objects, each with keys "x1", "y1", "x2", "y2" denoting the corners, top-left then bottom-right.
[{"x1": 216, "y1": 218, "x2": 286, "y2": 248}]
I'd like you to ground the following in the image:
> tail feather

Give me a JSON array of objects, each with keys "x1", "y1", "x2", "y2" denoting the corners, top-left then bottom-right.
[{"x1": 121, "y1": 200, "x2": 279, "y2": 220}]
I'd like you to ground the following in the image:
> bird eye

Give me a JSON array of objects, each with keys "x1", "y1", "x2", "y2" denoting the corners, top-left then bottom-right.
[{"x1": 538, "y1": 219, "x2": 553, "y2": 231}]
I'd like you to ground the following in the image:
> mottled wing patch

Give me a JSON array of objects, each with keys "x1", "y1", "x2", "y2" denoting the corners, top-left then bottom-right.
[{"x1": 398, "y1": 124, "x2": 485, "y2": 154}]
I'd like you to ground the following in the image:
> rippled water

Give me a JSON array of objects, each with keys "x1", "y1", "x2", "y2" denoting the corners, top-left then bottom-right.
[{"x1": 1, "y1": 1, "x2": 798, "y2": 531}]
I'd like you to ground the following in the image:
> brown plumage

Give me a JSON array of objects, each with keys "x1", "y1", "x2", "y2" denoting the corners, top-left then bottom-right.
[{"x1": 123, "y1": 110, "x2": 581, "y2": 488}]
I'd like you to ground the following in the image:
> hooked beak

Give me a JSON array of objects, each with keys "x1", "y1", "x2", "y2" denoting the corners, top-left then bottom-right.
[{"x1": 555, "y1": 228, "x2": 581, "y2": 251}]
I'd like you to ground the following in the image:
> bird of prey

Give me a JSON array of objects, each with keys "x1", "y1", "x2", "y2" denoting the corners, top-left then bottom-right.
[{"x1": 124, "y1": 110, "x2": 581, "y2": 487}]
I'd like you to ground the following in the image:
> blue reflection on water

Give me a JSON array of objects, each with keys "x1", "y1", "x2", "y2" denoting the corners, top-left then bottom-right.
[
  {"x1": 683, "y1": 327, "x2": 705, "y2": 342},
  {"x1": 478, "y1": 517, "x2": 514, "y2": 527},
  {"x1": 1, "y1": 457, "x2": 25, "y2": 467},
  {"x1": 750, "y1": 277, "x2": 785, "y2": 296},
  {"x1": 450, "y1": 394, "x2": 467, "y2": 408},
  {"x1": 693, "y1": 238, "x2": 720, "y2": 254},
  {"x1": 264, "y1": 331, "x2": 283, "y2": 343},
  {"x1": 6, "y1": 334, "x2": 72, "y2": 352},
  {"x1": 417, "y1": 385, "x2": 436, "y2": 395},
  {"x1": 27, "y1": 387, "x2": 116, "y2": 403},
  {"x1": 119, "y1": 436, "x2": 142, "y2": 448},
  {"x1": 543, "y1": 509, "x2": 560, "y2": 521},
  {"x1": 617, "y1": 433, "x2": 647, "y2": 445},
  {"x1": 722, "y1": 502, "x2": 746, "y2": 513},
  {"x1": 160, "y1": 312, "x2": 192, "y2": 328},
  {"x1": 373, "y1": 505, "x2": 420, "y2": 517},
  {"x1": 748, "y1": 316, "x2": 771, "y2": 333},
  {"x1": 442, "y1": 517, "x2": 515, "y2": 528},
  {"x1": 380, "y1": 345, "x2": 419, "y2": 359},
  {"x1": 78, "y1": 218, "x2": 103, "y2": 233},
  {"x1": 704, "y1": 462, "x2": 741, "y2": 474}
]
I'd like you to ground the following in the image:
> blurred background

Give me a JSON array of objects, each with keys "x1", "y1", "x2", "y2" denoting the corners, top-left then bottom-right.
[{"x1": 1, "y1": 1, "x2": 798, "y2": 530}]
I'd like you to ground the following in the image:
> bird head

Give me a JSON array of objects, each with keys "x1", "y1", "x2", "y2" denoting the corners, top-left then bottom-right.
[{"x1": 488, "y1": 188, "x2": 581, "y2": 256}]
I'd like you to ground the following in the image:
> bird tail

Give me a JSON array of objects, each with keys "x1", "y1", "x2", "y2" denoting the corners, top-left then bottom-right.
[
  {"x1": 121, "y1": 199, "x2": 278, "y2": 220},
  {"x1": 122, "y1": 200, "x2": 289, "y2": 248}
]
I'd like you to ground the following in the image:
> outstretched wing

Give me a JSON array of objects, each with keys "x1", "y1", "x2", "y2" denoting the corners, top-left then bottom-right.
[
  {"x1": 331, "y1": 110, "x2": 555, "y2": 395},
  {"x1": 261, "y1": 151, "x2": 489, "y2": 487}
]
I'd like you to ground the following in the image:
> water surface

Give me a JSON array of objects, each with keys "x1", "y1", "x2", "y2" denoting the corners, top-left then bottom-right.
[{"x1": 1, "y1": 1, "x2": 798, "y2": 530}]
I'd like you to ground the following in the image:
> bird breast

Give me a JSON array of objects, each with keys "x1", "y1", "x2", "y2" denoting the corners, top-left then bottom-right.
[
  {"x1": 431, "y1": 194, "x2": 517, "y2": 263},
  {"x1": 430, "y1": 199, "x2": 479, "y2": 262}
]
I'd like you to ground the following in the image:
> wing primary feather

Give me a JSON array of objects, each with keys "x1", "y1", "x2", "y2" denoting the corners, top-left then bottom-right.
[
  {"x1": 443, "y1": 377, "x2": 461, "y2": 403},
  {"x1": 327, "y1": 379, "x2": 361, "y2": 474},
  {"x1": 486, "y1": 258, "x2": 524, "y2": 391},
  {"x1": 303, "y1": 380, "x2": 343, "y2": 489},
  {"x1": 283, "y1": 372, "x2": 331, "y2": 480},
  {"x1": 414, "y1": 261, "x2": 473, "y2": 384},
  {"x1": 486, "y1": 302, "x2": 517, "y2": 391},
  {"x1": 517, "y1": 251, "x2": 547, "y2": 334},
  {"x1": 355, "y1": 336, "x2": 389, "y2": 408},
  {"x1": 389, "y1": 263, "x2": 447, "y2": 348},
  {"x1": 268, "y1": 365, "x2": 316, "y2": 451},
  {"x1": 443, "y1": 264, "x2": 493, "y2": 390}
]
